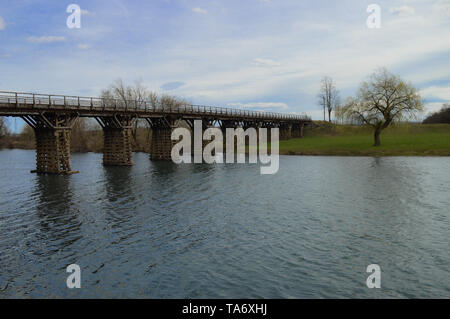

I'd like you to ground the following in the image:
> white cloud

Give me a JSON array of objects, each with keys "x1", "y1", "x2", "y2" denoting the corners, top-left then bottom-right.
[
  {"x1": 252, "y1": 58, "x2": 281, "y2": 67},
  {"x1": 0, "y1": 16, "x2": 5, "y2": 30},
  {"x1": 390, "y1": 6, "x2": 416, "y2": 16},
  {"x1": 228, "y1": 102, "x2": 289, "y2": 110},
  {"x1": 424, "y1": 102, "x2": 448, "y2": 115},
  {"x1": 81, "y1": 9, "x2": 94, "y2": 16},
  {"x1": 4, "y1": 1, "x2": 450, "y2": 119},
  {"x1": 77, "y1": 44, "x2": 91, "y2": 50},
  {"x1": 192, "y1": 7, "x2": 207, "y2": 14},
  {"x1": 420, "y1": 86, "x2": 450, "y2": 100},
  {"x1": 433, "y1": 0, "x2": 450, "y2": 15},
  {"x1": 27, "y1": 36, "x2": 66, "y2": 43}
]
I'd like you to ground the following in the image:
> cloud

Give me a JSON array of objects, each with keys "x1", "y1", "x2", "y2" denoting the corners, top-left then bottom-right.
[
  {"x1": 192, "y1": 7, "x2": 207, "y2": 14},
  {"x1": 251, "y1": 58, "x2": 281, "y2": 67},
  {"x1": 390, "y1": 6, "x2": 416, "y2": 16},
  {"x1": 3, "y1": 1, "x2": 450, "y2": 121},
  {"x1": 228, "y1": 102, "x2": 289, "y2": 110},
  {"x1": 81, "y1": 9, "x2": 94, "y2": 16},
  {"x1": 420, "y1": 86, "x2": 450, "y2": 100},
  {"x1": 27, "y1": 36, "x2": 66, "y2": 43},
  {"x1": 433, "y1": 0, "x2": 450, "y2": 15},
  {"x1": 77, "y1": 44, "x2": 91, "y2": 50},
  {"x1": 0, "y1": 16, "x2": 5, "y2": 30},
  {"x1": 161, "y1": 81, "x2": 185, "y2": 90},
  {"x1": 424, "y1": 102, "x2": 448, "y2": 115}
]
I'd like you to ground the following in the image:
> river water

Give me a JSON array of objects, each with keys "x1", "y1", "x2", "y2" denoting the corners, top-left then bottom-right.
[{"x1": 0, "y1": 149, "x2": 449, "y2": 298}]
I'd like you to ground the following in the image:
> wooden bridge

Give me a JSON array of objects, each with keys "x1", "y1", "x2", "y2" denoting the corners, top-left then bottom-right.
[{"x1": 0, "y1": 90, "x2": 312, "y2": 174}]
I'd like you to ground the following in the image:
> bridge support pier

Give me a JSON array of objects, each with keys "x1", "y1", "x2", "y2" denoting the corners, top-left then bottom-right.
[
  {"x1": 258, "y1": 123, "x2": 273, "y2": 144},
  {"x1": 22, "y1": 113, "x2": 79, "y2": 174},
  {"x1": 292, "y1": 123, "x2": 304, "y2": 138},
  {"x1": 279, "y1": 124, "x2": 292, "y2": 140},
  {"x1": 147, "y1": 117, "x2": 180, "y2": 160},
  {"x1": 95, "y1": 116, "x2": 135, "y2": 166},
  {"x1": 219, "y1": 120, "x2": 243, "y2": 155},
  {"x1": 185, "y1": 119, "x2": 217, "y2": 159}
]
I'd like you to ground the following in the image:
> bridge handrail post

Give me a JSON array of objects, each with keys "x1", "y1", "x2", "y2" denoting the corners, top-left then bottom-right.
[
  {"x1": 90, "y1": 98, "x2": 93, "y2": 110},
  {"x1": 64, "y1": 96, "x2": 67, "y2": 108},
  {"x1": 32, "y1": 94, "x2": 36, "y2": 108},
  {"x1": 49, "y1": 95, "x2": 51, "y2": 106},
  {"x1": 15, "y1": 92, "x2": 18, "y2": 108},
  {"x1": 78, "y1": 97, "x2": 80, "y2": 107}
]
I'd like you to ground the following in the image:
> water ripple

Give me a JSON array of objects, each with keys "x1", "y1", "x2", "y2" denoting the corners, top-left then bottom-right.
[{"x1": 0, "y1": 151, "x2": 449, "y2": 298}]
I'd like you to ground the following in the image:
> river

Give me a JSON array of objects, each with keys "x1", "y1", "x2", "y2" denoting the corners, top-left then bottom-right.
[{"x1": 0, "y1": 149, "x2": 449, "y2": 298}]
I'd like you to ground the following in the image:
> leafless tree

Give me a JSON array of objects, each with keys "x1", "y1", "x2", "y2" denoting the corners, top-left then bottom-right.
[
  {"x1": 101, "y1": 79, "x2": 155, "y2": 141},
  {"x1": 100, "y1": 79, "x2": 187, "y2": 141},
  {"x1": 318, "y1": 76, "x2": 339, "y2": 122},
  {"x1": 343, "y1": 68, "x2": 423, "y2": 146}
]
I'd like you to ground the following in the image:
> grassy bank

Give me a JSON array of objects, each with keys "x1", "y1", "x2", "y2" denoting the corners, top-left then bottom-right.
[
  {"x1": 2, "y1": 122, "x2": 449, "y2": 157},
  {"x1": 279, "y1": 123, "x2": 450, "y2": 156}
]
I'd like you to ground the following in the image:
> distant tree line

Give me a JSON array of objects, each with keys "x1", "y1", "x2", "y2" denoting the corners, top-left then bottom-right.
[{"x1": 423, "y1": 104, "x2": 450, "y2": 124}]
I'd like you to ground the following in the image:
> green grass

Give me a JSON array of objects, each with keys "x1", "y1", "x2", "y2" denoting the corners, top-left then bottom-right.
[{"x1": 279, "y1": 123, "x2": 450, "y2": 156}]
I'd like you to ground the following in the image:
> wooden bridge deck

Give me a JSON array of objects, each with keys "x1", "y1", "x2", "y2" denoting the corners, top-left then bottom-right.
[{"x1": 0, "y1": 91, "x2": 311, "y2": 123}]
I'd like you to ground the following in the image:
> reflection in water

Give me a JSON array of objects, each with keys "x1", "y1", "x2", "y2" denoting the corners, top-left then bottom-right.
[
  {"x1": 0, "y1": 150, "x2": 449, "y2": 298},
  {"x1": 33, "y1": 174, "x2": 82, "y2": 255},
  {"x1": 102, "y1": 166, "x2": 138, "y2": 236},
  {"x1": 103, "y1": 166, "x2": 134, "y2": 204}
]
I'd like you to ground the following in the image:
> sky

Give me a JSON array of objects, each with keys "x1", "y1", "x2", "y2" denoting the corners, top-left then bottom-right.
[{"x1": 0, "y1": 0, "x2": 449, "y2": 131}]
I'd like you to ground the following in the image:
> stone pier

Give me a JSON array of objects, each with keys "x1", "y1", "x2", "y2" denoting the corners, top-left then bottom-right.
[
  {"x1": 292, "y1": 123, "x2": 305, "y2": 138},
  {"x1": 147, "y1": 117, "x2": 180, "y2": 160},
  {"x1": 22, "y1": 113, "x2": 78, "y2": 174},
  {"x1": 185, "y1": 119, "x2": 217, "y2": 158},
  {"x1": 95, "y1": 115, "x2": 134, "y2": 166},
  {"x1": 279, "y1": 123, "x2": 292, "y2": 140}
]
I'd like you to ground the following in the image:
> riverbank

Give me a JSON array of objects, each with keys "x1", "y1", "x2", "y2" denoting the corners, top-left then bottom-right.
[
  {"x1": 279, "y1": 123, "x2": 450, "y2": 156},
  {"x1": 2, "y1": 123, "x2": 450, "y2": 157}
]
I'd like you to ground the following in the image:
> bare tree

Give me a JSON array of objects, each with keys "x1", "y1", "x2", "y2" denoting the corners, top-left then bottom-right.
[
  {"x1": 101, "y1": 79, "x2": 153, "y2": 141},
  {"x1": 100, "y1": 79, "x2": 187, "y2": 141},
  {"x1": 318, "y1": 76, "x2": 339, "y2": 122},
  {"x1": 343, "y1": 68, "x2": 423, "y2": 146}
]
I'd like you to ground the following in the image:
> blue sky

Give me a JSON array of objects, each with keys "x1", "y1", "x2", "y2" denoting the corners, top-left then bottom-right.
[{"x1": 1, "y1": 0, "x2": 449, "y2": 131}]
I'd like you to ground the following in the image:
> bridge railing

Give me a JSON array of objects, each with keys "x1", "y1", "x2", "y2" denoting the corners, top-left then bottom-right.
[{"x1": 0, "y1": 91, "x2": 311, "y2": 121}]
